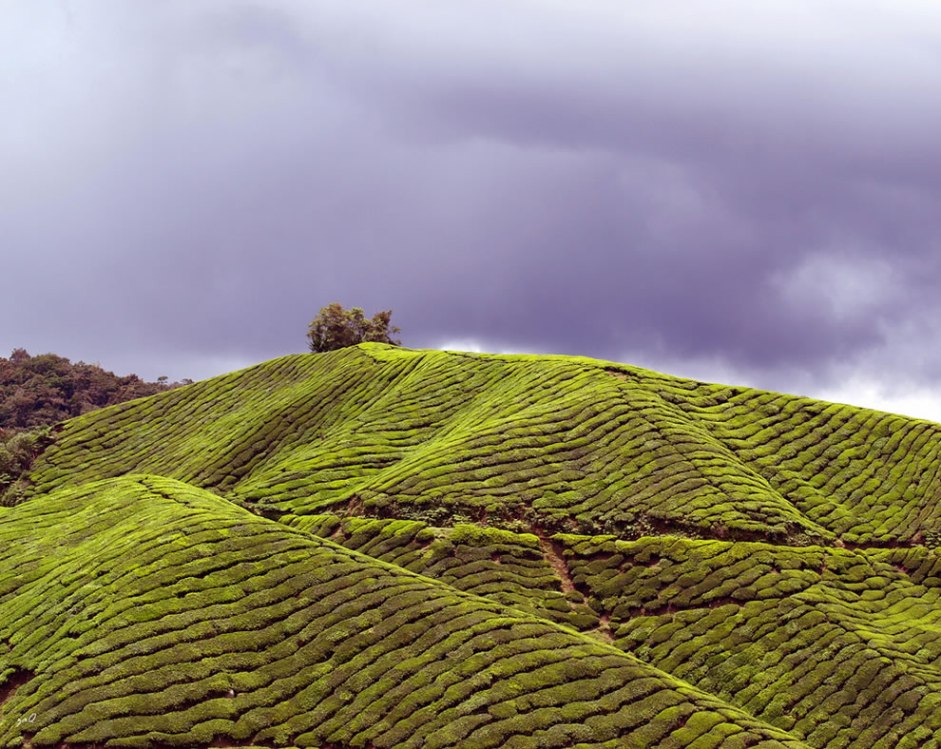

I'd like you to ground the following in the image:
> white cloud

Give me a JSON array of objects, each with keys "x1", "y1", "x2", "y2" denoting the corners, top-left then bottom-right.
[
  {"x1": 435, "y1": 339, "x2": 485, "y2": 354},
  {"x1": 616, "y1": 346, "x2": 941, "y2": 425},
  {"x1": 773, "y1": 251, "x2": 901, "y2": 322},
  {"x1": 817, "y1": 377, "x2": 941, "y2": 424}
]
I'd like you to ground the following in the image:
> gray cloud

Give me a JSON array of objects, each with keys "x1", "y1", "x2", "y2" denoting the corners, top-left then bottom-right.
[{"x1": 2, "y1": 1, "x2": 941, "y2": 402}]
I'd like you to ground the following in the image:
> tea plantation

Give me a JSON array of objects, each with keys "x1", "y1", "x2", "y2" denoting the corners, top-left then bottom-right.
[{"x1": 2, "y1": 343, "x2": 940, "y2": 747}]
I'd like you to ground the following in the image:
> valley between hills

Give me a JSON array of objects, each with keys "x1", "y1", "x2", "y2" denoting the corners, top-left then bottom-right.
[{"x1": 3, "y1": 343, "x2": 941, "y2": 748}]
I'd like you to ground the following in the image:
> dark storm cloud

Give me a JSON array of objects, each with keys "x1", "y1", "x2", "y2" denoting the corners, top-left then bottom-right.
[{"x1": 3, "y1": 1, "x2": 941, "y2": 401}]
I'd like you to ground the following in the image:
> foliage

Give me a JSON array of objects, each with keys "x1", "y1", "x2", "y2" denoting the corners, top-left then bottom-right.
[
  {"x1": 5, "y1": 345, "x2": 941, "y2": 747},
  {"x1": 306, "y1": 303, "x2": 401, "y2": 352},
  {"x1": 0, "y1": 348, "x2": 188, "y2": 431},
  {"x1": 0, "y1": 348, "x2": 190, "y2": 505},
  {"x1": 0, "y1": 476, "x2": 806, "y2": 748},
  {"x1": 0, "y1": 427, "x2": 51, "y2": 507},
  {"x1": 31, "y1": 345, "x2": 940, "y2": 548}
]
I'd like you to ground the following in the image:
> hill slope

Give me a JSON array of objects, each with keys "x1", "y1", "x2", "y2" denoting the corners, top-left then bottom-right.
[
  {"x1": 0, "y1": 348, "x2": 185, "y2": 505},
  {"x1": 30, "y1": 344, "x2": 941, "y2": 545},
  {"x1": 3, "y1": 344, "x2": 941, "y2": 748}
]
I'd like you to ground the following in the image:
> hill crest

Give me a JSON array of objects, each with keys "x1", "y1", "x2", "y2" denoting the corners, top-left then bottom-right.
[
  {"x1": 3, "y1": 344, "x2": 941, "y2": 748},
  {"x1": 28, "y1": 344, "x2": 941, "y2": 547}
]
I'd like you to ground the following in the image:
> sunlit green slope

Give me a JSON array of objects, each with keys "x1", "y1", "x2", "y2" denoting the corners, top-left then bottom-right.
[
  {"x1": 0, "y1": 476, "x2": 805, "y2": 749},
  {"x1": 3, "y1": 344, "x2": 941, "y2": 748},
  {"x1": 30, "y1": 344, "x2": 941, "y2": 545}
]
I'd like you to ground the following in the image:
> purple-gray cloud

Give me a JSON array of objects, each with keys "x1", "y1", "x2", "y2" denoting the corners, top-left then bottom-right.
[{"x1": 3, "y1": 1, "x2": 941, "y2": 407}]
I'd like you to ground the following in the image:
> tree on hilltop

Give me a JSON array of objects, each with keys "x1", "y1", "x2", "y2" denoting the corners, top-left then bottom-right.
[{"x1": 307, "y1": 303, "x2": 401, "y2": 353}]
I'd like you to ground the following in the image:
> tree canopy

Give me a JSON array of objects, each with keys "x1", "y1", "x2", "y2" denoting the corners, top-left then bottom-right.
[
  {"x1": 0, "y1": 348, "x2": 189, "y2": 505},
  {"x1": 307, "y1": 303, "x2": 401, "y2": 353},
  {"x1": 0, "y1": 349, "x2": 187, "y2": 432}
]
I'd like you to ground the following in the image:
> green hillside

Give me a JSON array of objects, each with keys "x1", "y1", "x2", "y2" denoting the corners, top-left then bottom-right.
[{"x1": 3, "y1": 344, "x2": 941, "y2": 748}]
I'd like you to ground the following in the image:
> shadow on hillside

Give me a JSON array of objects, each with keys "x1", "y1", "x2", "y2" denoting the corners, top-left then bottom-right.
[{"x1": 0, "y1": 666, "x2": 35, "y2": 714}]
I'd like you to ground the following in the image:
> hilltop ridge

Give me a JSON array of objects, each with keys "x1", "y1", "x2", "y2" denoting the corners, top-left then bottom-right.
[
  {"x1": 3, "y1": 345, "x2": 941, "y2": 748},
  {"x1": 30, "y1": 344, "x2": 941, "y2": 546}
]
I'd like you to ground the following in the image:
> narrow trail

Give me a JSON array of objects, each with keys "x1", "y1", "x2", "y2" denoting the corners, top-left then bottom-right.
[
  {"x1": 533, "y1": 526, "x2": 582, "y2": 598},
  {"x1": 595, "y1": 613, "x2": 615, "y2": 643}
]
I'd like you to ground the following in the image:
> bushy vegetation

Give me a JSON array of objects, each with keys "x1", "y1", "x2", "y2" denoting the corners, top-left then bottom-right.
[
  {"x1": 0, "y1": 476, "x2": 804, "y2": 749},
  {"x1": 0, "y1": 348, "x2": 187, "y2": 506},
  {"x1": 0, "y1": 427, "x2": 52, "y2": 506},
  {"x1": 30, "y1": 344, "x2": 941, "y2": 547},
  {"x1": 3, "y1": 344, "x2": 941, "y2": 747},
  {"x1": 307, "y1": 303, "x2": 400, "y2": 352},
  {"x1": 0, "y1": 348, "x2": 185, "y2": 430}
]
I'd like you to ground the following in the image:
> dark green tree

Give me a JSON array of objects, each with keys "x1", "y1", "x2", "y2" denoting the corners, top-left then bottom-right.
[
  {"x1": 307, "y1": 303, "x2": 401, "y2": 353},
  {"x1": 0, "y1": 349, "x2": 182, "y2": 431}
]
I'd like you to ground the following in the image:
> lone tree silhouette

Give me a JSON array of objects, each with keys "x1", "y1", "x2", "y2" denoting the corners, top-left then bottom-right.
[{"x1": 307, "y1": 303, "x2": 401, "y2": 353}]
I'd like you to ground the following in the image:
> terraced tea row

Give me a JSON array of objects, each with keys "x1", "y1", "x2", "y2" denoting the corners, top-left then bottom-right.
[
  {"x1": 27, "y1": 345, "x2": 941, "y2": 545},
  {"x1": 556, "y1": 535, "x2": 941, "y2": 747},
  {"x1": 10, "y1": 345, "x2": 941, "y2": 747},
  {"x1": 283, "y1": 514, "x2": 597, "y2": 630},
  {"x1": 0, "y1": 476, "x2": 808, "y2": 749},
  {"x1": 281, "y1": 512, "x2": 941, "y2": 747},
  {"x1": 674, "y1": 388, "x2": 941, "y2": 543}
]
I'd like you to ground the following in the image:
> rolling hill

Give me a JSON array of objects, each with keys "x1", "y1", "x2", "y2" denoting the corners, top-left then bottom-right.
[{"x1": 2, "y1": 344, "x2": 941, "y2": 748}]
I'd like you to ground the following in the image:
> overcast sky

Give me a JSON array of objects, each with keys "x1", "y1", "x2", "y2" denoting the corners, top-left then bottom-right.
[{"x1": 3, "y1": 1, "x2": 941, "y2": 420}]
